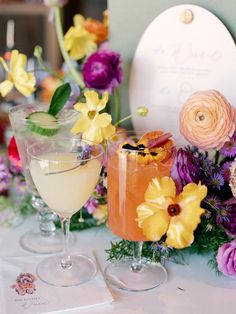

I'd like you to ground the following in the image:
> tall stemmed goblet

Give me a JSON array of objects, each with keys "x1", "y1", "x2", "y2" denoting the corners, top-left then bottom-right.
[
  {"x1": 27, "y1": 137, "x2": 104, "y2": 286},
  {"x1": 105, "y1": 130, "x2": 174, "y2": 291},
  {"x1": 9, "y1": 103, "x2": 78, "y2": 254}
]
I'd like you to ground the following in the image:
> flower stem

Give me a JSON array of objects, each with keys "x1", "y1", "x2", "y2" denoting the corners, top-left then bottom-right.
[
  {"x1": 113, "y1": 87, "x2": 121, "y2": 124},
  {"x1": 114, "y1": 114, "x2": 132, "y2": 127},
  {"x1": 54, "y1": 6, "x2": 84, "y2": 88}
]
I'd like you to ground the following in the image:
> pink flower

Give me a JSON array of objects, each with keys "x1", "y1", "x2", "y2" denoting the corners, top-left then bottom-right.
[
  {"x1": 216, "y1": 239, "x2": 236, "y2": 277},
  {"x1": 179, "y1": 90, "x2": 236, "y2": 150}
]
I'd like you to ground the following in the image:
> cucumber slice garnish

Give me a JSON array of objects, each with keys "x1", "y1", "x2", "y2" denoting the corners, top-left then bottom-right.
[{"x1": 26, "y1": 111, "x2": 59, "y2": 136}]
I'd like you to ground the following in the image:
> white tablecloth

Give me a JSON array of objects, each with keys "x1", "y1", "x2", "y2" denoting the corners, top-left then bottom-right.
[{"x1": 1, "y1": 217, "x2": 236, "y2": 314}]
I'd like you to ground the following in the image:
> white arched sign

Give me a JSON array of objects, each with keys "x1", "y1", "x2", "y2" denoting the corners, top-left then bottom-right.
[{"x1": 129, "y1": 4, "x2": 236, "y2": 145}]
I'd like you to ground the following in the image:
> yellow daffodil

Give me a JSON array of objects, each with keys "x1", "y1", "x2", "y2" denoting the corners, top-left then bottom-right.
[
  {"x1": 64, "y1": 14, "x2": 97, "y2": 60},
  {"x1": 137, "y1": 177, "x2": 207, "y2": 249},
  {"x1": 0, "y1": 50, "x2": 36, "y2": 97},
  {"x1": 71, "y1": 90, "x2": 115, "y2": 143}
]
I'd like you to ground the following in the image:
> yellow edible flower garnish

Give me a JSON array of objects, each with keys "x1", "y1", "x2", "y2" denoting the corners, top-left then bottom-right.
[
  {"x1": 0, "y1": 50, "x2": 36, "y2": 97},
  {"x1": 64, "y1": 14, "x2": 97, "y2": 60},
  {"x1": 71, "y1": 90, "x2": 115, "y2": 144},
  {"x1": 137, "y1": 177, "x2": 207, "y2": 249}
]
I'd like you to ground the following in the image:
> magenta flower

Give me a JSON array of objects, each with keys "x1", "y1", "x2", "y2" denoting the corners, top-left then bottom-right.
[
  {"x1": 220, "y1": 132, "x2": 236, "y2": 157},
  {"x1": 43, "y1": 0, "x2": 68, "y2": 7},
  {"x1": 82, "y1": 49, "x2": 123, "y2": 93},
  {"x1": 170, "y1": 148, "x2": 200, "y2": 193},
  {"x1": 217, "y1": 239, "x2": 236, "y2": 277}
]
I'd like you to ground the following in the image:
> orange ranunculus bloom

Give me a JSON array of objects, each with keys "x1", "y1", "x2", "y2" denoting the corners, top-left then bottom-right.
[
  {"x1": 84, "y1": 18, "x2": 108, "y2": 44},
  {"x1": 179, "y1": 90, "x2": 236, "y2": 150}
]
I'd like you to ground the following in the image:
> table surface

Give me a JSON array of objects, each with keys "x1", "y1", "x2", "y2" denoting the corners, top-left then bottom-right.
[{"x1": 1, "y1": 217, "x2": 236, "y2": 314}]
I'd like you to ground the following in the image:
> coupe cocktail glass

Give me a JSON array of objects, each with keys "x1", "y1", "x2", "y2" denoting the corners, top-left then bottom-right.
[
  {"x1": 9, "y1": 103, "x2": 78, "y2": 254},
  {"x1": 105, "y1": 131, "x2": 173, "y2": 291},
  {"x1": 27, "y1": 137, "x2": 104, "y2": 286}
]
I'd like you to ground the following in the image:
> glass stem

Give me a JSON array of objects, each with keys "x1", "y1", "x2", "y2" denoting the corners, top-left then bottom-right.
[
  {"x1": 60, "y1": 216, "x2": 72, "y2": 269},
  {"x1": 130, "y1": 241, "x2": 144, "y2": 273},
  {"x1": 32, "y1": 195, "x2": 57, "y2": 237}
]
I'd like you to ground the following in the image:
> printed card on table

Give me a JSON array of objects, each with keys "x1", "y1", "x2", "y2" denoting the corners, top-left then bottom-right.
[{"x1": 0, "y1": 254, "x2": 113, "y2": 314}]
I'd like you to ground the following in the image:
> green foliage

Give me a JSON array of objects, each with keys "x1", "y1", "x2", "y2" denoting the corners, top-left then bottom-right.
[
  {"x1": 55, "y1": 207, "x2": 99, "y2": 231},
  {"x1": 48, "y1": 83, "x2": 71, "y2": 116},
  {"x1": 105, "y1": 216, "x2": 231, "y2": 274},
  {"x1": 19, "y1": 194, "x2": 36, "y2": 217},
  {"x1": 190, "y1": 217, "x2": 230, "y2": 255}
]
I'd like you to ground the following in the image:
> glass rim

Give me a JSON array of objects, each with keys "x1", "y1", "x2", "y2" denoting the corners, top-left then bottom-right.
[
  {"x1": 27, "y1": 137, "x2": 104, "y2": 164},
  {"x1": 8, "y1": 103, "x2": 79, "y2": 124}
]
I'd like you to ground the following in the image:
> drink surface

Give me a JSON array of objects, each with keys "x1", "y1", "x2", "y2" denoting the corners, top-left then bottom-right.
[
  {"x1": 30, "y1": 152, "x2": 101, "y2": 218},
  {"x1": 107, "y1": 153, "x2": 172, "y2": 241},
  {"x1": 9, "y1": 104, "x2": 78, "y2": 195}
]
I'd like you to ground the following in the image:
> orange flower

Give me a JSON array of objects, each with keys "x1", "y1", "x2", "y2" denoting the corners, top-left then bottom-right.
[
  {"x1": 179, "y1": 90, "x2": 236, "y2": 150},
  {"x1": 39, "y1": 75, "x2": 62, "y2": 103},
  {"x1": 84, "y1": 18, "x2": 108, "y2": 44}
]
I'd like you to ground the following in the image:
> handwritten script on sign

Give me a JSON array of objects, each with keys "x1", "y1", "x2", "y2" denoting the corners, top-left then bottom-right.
[{"x1": 129, "y1": 4, "x2": 236, "y2": 145}]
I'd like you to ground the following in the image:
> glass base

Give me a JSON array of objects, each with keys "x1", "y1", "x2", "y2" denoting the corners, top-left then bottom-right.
[
  {"x1": 104, "y1": 259, "x2": 167, "y2": 292},
  {"x1": 19, "y1": 229, "x2": 75, "y2": 254},
  {"x1": 36, "y1": 253, "x2": 97, "y2": 287}
]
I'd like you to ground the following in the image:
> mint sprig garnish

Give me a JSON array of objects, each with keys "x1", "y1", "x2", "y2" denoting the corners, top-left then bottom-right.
[{"x1": 48, "y1": 82, "x2": 71, "y2": 117}]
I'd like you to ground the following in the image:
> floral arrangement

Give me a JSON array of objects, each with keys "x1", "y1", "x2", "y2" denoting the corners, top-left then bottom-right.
[
  {"x1": 1, "y1": 1, "x2": 236, "y2": 279},
  {"x1": 107, "y1": 89, "x2": 236, "y2": 278}
]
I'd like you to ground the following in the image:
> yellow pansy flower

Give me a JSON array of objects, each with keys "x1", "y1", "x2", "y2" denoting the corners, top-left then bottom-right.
[
  {"x1": 137, "y1": 177, "x2": 207, "y2": 249},
  {"x1": 71, "y1": 90, "x2": 115, "y2": 144},
  {"x1": 0, "y1": 50, "x2": 36, "y2": 97},
  {"x1": 64, "y1": 14, "x2": 97, "y2": 60}
]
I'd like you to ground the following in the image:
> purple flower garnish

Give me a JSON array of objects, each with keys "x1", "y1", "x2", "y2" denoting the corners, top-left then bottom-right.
[
  {"x1": 82, "y1": 49, "x2": 123, "y2": 93},
  {"x1": 170, "y1": 148, "x2": 201, "y2": 193},
  {"x1": 79, "y1": 144, "x2": 92, "y2": 160}
]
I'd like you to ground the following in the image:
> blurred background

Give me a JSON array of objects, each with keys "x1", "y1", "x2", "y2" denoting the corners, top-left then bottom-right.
[{"x1": 0, "y1": 0, "x2": 107, "y2": 147}]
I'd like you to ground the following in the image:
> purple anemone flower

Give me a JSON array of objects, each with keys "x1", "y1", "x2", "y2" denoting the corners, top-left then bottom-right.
[
  {"x1": 170, "y1": 148, "x2": 201, "y2": 193},
  {"x1": 82, "y1": 49, "x2": 123, "y2": 94},
  {"x1": 220, "y1": 132, "x2": 236, "y2": 157}
]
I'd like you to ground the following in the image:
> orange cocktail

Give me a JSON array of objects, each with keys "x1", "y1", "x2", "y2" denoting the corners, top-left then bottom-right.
[{"x1": 107, "y1": 131, "x2": 174, "y2": 241}]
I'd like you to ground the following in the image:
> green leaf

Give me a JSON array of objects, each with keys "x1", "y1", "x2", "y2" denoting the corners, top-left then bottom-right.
[{"x1": 48, "y1": 83, "x2": 71, "y2": 116}]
